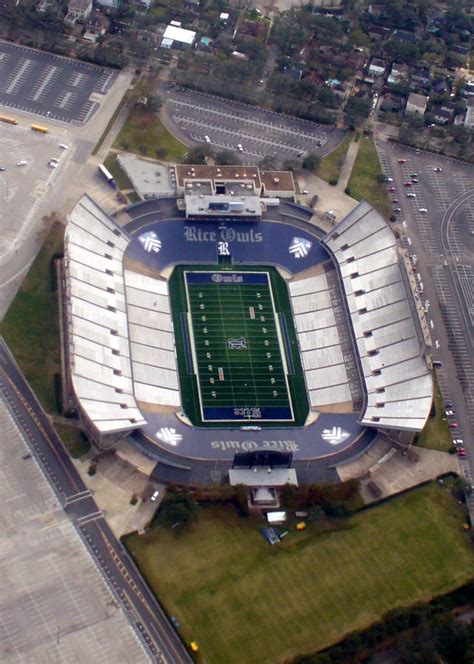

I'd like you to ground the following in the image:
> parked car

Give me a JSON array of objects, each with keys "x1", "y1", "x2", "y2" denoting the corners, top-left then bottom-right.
[
  {"x1": 388, "y1": 186, "x2": 396, "y2": 192},
  {"x1": 433, "y1": 167, "x2": 442, "y2": 172},
  {"x1": 404, "y1": 182, "x2": 413, "y2": 187},
  {"x1": 398, "y1": 158, "x2": 406, "y2": 163},
  {"x1": 410, "y1": 173, "x2": 418, "y2": 178},
  {"x1": 445, "y1": 409, "x2": 455, "y2": 416},
  {"x1": 407, "y1": 193, "x2": 416, "y2": 198},
  {"x1": 16, "y1": 160, "x2": 27, "y2": 166},
  {"x1": 456, "y1": 448, "x2": 466, "y2": 457},
  {"x1": 453, "y1": 439, "x2": 463, "y2": 445},
  {"x1": 59, "y1": 143, "x2": 68, "y2": 150},
  {"x1": 419, "y1": 208, "x2": 428, "y2": 213},
  {"x1": 448, "y1": 422, "x2": 458, "y2": 429},
  {"x1": 392, "y1": 198, "x2": 399, "y2": 203},
  {"x1": 150, "y1": 490, "x2": 160, "y2": 502}
]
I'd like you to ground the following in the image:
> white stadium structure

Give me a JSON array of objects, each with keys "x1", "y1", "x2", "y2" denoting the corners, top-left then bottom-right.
[{"x1": 62, "y1": 194, "x2": 433, "y2": 454}]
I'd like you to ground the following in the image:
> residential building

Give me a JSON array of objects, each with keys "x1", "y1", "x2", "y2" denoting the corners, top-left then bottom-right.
[
  {"x1": 64, "y1": 0, "x2": 92, "y2": 25},
  {"x1": 83, "y1": 9, "x2": 110, "y2": 41},
  {"x1": 368, "y1": 58, "x2": 387, "y2": 77},
  {"x1": 160, "y1": 22, "x2": 196, "y2": 49},
  {"x1": 406, "y1": 92, "x2": 428, "y2": 116},
  {"x1": 464, "y1": 99, "x2": 474, "y2": 128},
  {"x1": 387, "y1": 63, "x2": 409, "y2": 86},
  {"x1": 95, "y1": 0, "x2": 119, "y2": 8}
]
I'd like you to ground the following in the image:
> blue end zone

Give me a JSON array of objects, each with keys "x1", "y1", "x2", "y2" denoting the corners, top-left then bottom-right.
[
  {"x1": 185, "y1": 271, "x2": 269, "y2": 285},
  {"x1": 203, "y1": 405, "x2": 294, "y2": 422}
]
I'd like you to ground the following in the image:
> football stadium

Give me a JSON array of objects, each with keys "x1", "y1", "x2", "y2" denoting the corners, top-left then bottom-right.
[{"x1": 61, "y1": 164, "x2": 434, "y2": 485}]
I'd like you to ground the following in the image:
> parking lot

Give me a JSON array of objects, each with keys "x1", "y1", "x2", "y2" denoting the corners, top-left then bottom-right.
[
  {"x1": 166, "y1": 87, "x2": 345, "y2": 163},
  {"x1": 0, "y1": 123, "x2": 70, "y2": 258},
  {"x1": 0, "y1": 41, "x2": 116, "y2": 126},
  {"x1": 376, "y1": 140, "x2": 474, "y2": 466},
  {"x1": 0, "y1": 399, "x2": 148, "y2": 663}
]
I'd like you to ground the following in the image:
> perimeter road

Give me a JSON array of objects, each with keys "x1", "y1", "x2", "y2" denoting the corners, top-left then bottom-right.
[{"x1": 0, "y1": 338, "x2": 192, "y2": 664}]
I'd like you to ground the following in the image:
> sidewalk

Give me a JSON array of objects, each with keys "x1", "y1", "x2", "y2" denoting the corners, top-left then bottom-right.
[{"x1": 336, "y1": 138, "x2": 360, "y2": 192}]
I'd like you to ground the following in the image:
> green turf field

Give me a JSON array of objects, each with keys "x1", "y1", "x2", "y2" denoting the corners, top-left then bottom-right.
[
  {"x1": 185, "y1": 270, "x2": 293, "y2": 422},
  {"x1": 125, "y1": 483, "x2": 474, "y2": 664},
  {"x1": 169, "y1": 266, "x2": 308, "y2": 427}
]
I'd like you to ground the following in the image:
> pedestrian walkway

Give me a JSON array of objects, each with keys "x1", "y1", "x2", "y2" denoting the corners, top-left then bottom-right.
[{"x1": 336, "y1": 138, "x2": 360, "y2": 191}]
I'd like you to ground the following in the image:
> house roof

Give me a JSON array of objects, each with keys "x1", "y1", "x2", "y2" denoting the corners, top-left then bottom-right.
[
  {"x1": 162, "y1": 23, "x2": 196, "y2": 45},
  {"x1": 407, "y1": 92, "x2": 428, "y2": 109}
]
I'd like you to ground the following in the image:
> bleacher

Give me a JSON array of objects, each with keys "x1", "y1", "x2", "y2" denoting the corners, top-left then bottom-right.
[
  {"x1": 324, "y1": 201, "x2": 432, "y2": 431},
  {"x1": 64, "y1": 196, "x2": 146, "y2": 435},
  {"x1": 289, "y1": 272, "x2": 352, "y2": 407}
]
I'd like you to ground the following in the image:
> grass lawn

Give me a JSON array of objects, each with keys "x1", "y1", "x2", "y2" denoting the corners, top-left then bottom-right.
[
  {"x1": 114, "y1": 108, "x2": 186, "y2": 162},
  {"x1": 1, "y1": 221, "x2": 63, "y2": 413},
  {"x1": 317, "y1": 134, "x2": 352, "y2": 184},
  {"x1": 103, "y1": 153, "x2": 135, "y2": 191},
  {"x1": 125, "y1": 484, "x2": 473, "y2": 664},
  {"x1": 54, "y1": 423, "x2": 91, "y2": 458},
  {"x1": 347, "y1": 136, "x2": 392, "y2": 219},
  {"x1": 417, "y1": 373, "x2": 452, "y2": 452}
]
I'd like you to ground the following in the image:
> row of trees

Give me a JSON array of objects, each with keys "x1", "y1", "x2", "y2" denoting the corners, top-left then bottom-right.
[{"x1": 293, "y1": 581, "x2": 474, "y2": 664}]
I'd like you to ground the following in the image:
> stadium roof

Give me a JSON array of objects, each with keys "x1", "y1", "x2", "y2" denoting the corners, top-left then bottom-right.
[
  {"x1": 65, "y1": 196, "x2": 145, "y2": 435},
  {"x1": 64, "y1": 196, "x2": 180, "y2": 440},
  {"x1": 324, "y1": 201, "x2": 433, "y2": 431}
]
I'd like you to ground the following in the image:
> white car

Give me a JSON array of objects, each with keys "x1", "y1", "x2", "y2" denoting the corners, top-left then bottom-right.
[
  {"x1": 237, "y1": 143, "x2": 243, "y2": 152},
  {"x1": 419, "y1": 208, "x2": 428, "y2": 213},
  {"x1": 58, "y1": 143, "x2": 68, "y2": 150},
  {"x1": 16, "y1": 160, "x2": 27, "y2": 166},
  {"x1": 406, "y1": 193, "x2": 416, "y2": 198},
  {"x1": 48, "y1": 161, "x2": 58, "y2": 169},
  {"x1": 50, "y1": 157, "x2": 59, "y2": 163},
  {"x1": 150, "y1": 490, "x2": 160, "y2": 502}
]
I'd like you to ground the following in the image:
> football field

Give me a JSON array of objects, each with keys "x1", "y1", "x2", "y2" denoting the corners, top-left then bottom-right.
[{"x1": 184, "y1": 271, "x2": 294, "y2": 423}]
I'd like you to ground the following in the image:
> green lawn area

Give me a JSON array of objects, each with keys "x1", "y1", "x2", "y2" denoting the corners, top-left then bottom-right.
[
  {"x1": 317, "y1": 134, "x2": 352, "y2": 184},
  {"x1": 103, "y1": 153, "x2": 135, "y2": 191},
  {"x1": 125, "y1": 484, "x2": 474, "y2": 664},
  {"x1": 417, "y1": 373, "x2": 452, "y2": 452},
  {"x1": 0, "y1": 221, "x2": 63, "y2": 413},
  {"x1": 54, "y1": 423, "x2": 91, "y2": 458},
  {"x1": 114, "y1": 108, "x2": 186, "y2": 162},
  {"x1": 347, "y1": 136, "x2": 392, "y2": 219}
]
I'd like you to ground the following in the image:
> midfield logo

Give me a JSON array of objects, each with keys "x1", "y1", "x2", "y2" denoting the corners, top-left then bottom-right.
[
  {"x1": 289, "y1": 237, "x2": 312, "y2": 258},
  {"x1": 155, "y1": 427, "x2": 183, "y2": 446},
  {"x1": 321, "y1": 426, "x2": 350, "y2": 445},
  {"x1": 139, "y1": 231, "x2": 162, "y2": 253}
]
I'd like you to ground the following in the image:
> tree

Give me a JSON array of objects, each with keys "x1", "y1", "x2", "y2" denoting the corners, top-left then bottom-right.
[
  {"x1": 146, "y1": 94, "x2": 162, "y2": 112},
  {"x1": 181, "y1": 145, "x2": 215, "y2": 164},
  {"x1": 345, "y1": 97, "x2": 371, "y2": 126},
  {"x1": 158, "y1": 491, "x2": 198, "y2": 527},
  {"x1": 258, "y1": 155, "x2": 278, "y2": 170},
  {"x1": 307, "y1": 505, "x2": 325, "y2": 523},
  {"x1": 302, "y1": 152, "x2": 321, "y2": 172},
  {"x1": 215, "y1": 149, "x2": 241, "y2": 165}
]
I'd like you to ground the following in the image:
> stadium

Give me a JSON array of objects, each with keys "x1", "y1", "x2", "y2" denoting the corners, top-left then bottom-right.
[{"x1": 61, "y1": 164, "x2": 434, "y2": 486}]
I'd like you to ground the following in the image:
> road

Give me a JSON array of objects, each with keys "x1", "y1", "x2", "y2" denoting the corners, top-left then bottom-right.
[
  {"x1": 0, "y1": 338, "x2": 193, "y2": 664},
  {"x1": 375, "y1": 140, "x2": 474, "y2": 508}
]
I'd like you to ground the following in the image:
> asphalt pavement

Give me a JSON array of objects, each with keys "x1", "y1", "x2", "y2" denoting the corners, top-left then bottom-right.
[
  {"x1": 375, "y1": 140, "x2": 474, "y2": 506},
  {"x1": 0, "y1": 338, "x2": 192, "y2": 664},
  {"x1": 163, "y1": 86, "x2": 346, "y2": 164}
]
